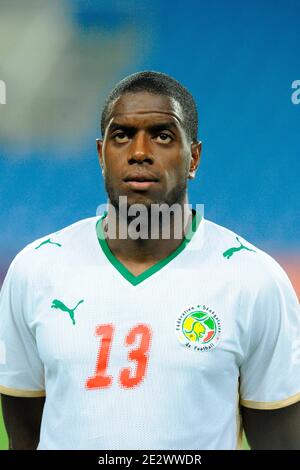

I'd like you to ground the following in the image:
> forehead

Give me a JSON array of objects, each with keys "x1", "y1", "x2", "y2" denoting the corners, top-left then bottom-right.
[{"x1": 107, "y1": 92, "x2": 183, "y2": 127}]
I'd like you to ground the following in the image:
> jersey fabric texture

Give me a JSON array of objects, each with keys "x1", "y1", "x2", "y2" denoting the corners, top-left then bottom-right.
[{"x1": 0, "y1": 211, "x2": 300, "y2": 450}]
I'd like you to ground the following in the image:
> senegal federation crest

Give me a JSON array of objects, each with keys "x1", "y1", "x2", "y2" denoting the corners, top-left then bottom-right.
[{"x1": 176, "y1": 305, "x2": 221, "y2": 352}]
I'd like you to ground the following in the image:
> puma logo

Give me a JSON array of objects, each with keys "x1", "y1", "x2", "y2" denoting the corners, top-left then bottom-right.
[
  {"x1": 51, "y1": 299, "x2": 84, "y2": 325},
  {"x1": 223, "y1": 237, "x2": 256, "y2": 259},
  {"x1": 35, "y1": 238, "x2": 62, "y2": 249}
]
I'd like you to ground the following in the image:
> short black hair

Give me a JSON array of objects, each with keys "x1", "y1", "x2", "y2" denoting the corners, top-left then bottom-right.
[{"x1": 100, "y1": 71, "x2": 198, "y2": 142}]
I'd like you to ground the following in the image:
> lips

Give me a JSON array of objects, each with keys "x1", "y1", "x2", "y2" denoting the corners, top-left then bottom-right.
[
  {"x1": 123, "y1": 173, "x2": 159, "y2": 183},
  {"x1": 123, "y1": 172, "x2": 159, "y2": 191}
]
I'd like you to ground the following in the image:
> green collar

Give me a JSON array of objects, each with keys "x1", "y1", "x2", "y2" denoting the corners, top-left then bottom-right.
[{"x1": 96, "y1": 209, "x2": 201, "y2": 286}]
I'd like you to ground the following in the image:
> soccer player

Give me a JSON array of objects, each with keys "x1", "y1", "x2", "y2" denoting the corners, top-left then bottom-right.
[{"x1": 1, "y1": 71, "x2": 300, "y2": 450}]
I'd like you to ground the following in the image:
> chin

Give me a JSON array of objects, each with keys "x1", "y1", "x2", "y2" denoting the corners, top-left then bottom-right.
[{"x1": 126, "y1": 195, "x2": 157, "y2": 209}]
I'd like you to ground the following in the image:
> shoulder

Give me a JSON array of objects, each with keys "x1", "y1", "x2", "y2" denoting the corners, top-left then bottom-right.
[
  {"x1": 203, "y1": 218, "x2": 297, "y2": 299},
  {"x1": 33, "y1": 216, "x2": 99, "y2": 248},
  {"x1": 4, "y1": 216, "x2": 99, "y2": 285}
]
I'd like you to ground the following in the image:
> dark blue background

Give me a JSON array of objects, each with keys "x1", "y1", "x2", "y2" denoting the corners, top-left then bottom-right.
[{"x1": 1, "y1": 0, "x2": 299, "y2": 274}]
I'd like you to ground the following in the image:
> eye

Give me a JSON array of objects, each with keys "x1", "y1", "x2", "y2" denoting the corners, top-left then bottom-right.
[
  {"x1": 155, "y1": 132, "x2": 173, "y2": 144},
  {"x1": 113, "y1": 131, "x2": 130, "y2": 143}
]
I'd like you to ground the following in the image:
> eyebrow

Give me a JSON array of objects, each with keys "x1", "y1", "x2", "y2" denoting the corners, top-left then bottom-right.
[{"x1": 107, "y1": 121, "x2": 179, "y2": 134}]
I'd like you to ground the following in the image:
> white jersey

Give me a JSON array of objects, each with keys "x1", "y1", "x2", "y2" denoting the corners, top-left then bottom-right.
[{"x1": 0, "y1": 210, "x2": 300, "y2": 450}]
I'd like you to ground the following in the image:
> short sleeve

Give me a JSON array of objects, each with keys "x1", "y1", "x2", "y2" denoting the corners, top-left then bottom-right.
[
  {"x1": 240, "y1": 259, "x2": 300, "y2": 410},
  {"x1": 0, "y1": 253, "x2": 45, "y2": 397}
]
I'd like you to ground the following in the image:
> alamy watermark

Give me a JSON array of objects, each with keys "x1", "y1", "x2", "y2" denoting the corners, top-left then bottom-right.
[
  {"x1": 291, "y1": 80, "x2": 300, "y2": 105},
  {"x1": 95, "y1": 197, "x2": 204, "y2": 241},
  {"x1": 0, "y1": 80, "x2": 6, "y2": 104}
]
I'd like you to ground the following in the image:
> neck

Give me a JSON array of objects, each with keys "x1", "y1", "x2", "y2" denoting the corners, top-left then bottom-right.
[{"x1": 103, "y1": 197, "x2": 194, "y2": 264}]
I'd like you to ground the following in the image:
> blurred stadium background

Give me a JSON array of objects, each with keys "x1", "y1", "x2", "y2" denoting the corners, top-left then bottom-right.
[{"x1": 0, "y1": 0, "x2": 299, "y2": 450}]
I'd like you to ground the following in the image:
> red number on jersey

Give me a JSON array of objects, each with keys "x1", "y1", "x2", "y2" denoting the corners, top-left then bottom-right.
[
  {"x1": 86, "y1": 323, "x2": 152, "y2": 390},
  {"x1": 119, "y1": 324, "x2": 152, "y2": 388},
  {"x1": 86, "y1": 324, "x2": 114, "y2": 389}
]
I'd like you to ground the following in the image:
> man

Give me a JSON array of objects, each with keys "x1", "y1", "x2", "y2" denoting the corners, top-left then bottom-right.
[{"x1": 1, "y1": 71, "x2": 300, "y2": 450}]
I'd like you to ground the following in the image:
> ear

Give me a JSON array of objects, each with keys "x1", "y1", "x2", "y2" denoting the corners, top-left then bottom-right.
[
  {"x1": 188, "y1": 141, "x2": 202, "y2": 180},
  {"x1": 96, "y1": 138, "x2": 104, "y2": 175}
]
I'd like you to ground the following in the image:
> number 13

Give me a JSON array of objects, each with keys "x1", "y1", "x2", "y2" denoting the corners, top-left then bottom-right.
[{"x1": 85, "y1": 323, "x2": 152, "y2": 390}]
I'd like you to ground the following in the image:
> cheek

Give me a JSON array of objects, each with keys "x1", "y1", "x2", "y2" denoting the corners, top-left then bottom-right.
[
  {"x1": 103, "y1": 143, "x2": 124, "y2": 169},
  {"x1": 163, "y1": 170, "x2": 183, "y2": 192},
  {"x1": 165, "y1": 157, "x2": 188, "y2": 182},
  {"x1": 104, "y1": 154, "x2": 122, "y2": 177}
]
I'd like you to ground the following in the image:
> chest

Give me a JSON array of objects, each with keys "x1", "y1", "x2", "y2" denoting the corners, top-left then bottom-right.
[{"x1": 30, "y1": 264, "x2": 247, "y2": 391}]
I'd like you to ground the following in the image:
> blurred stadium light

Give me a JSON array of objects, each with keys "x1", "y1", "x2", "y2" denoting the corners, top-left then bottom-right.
[{"x1": 0, "y1": 0, "x2": 155, "y2": 157}]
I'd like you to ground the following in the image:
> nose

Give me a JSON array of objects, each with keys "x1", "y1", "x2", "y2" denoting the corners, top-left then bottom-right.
[{"x1": 128, "y1": 131, "x2": 154, "y2": 165}]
